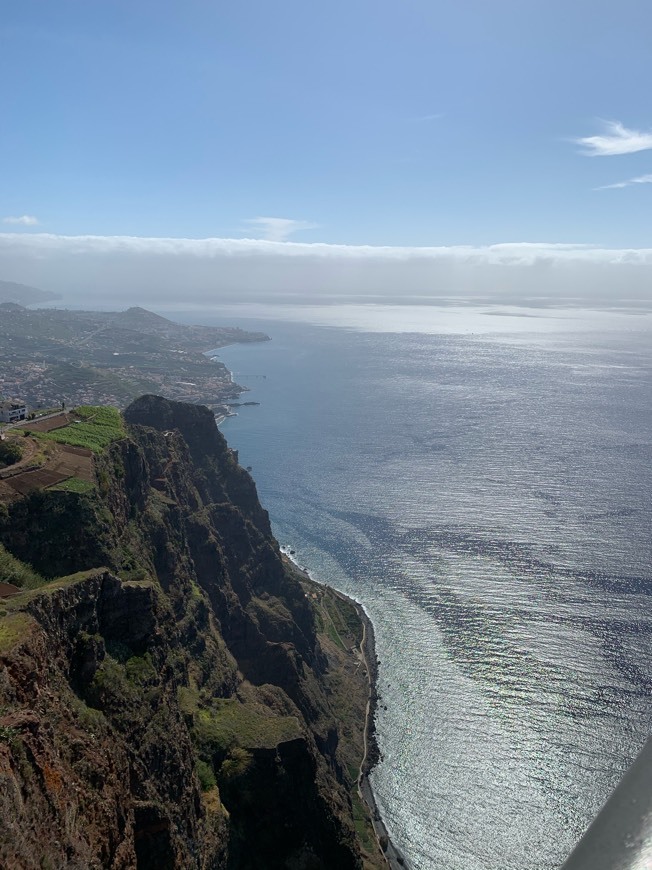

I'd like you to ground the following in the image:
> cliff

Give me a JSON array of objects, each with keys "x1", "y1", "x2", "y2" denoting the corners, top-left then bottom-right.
[{"x1": 0, "y1": 396, "x2": 385, "y2": 869}]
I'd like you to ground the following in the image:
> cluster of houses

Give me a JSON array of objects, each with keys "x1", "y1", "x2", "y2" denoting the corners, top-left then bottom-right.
[{"x1": 0, "y1": 398, "x2": 27, "y2": 424}]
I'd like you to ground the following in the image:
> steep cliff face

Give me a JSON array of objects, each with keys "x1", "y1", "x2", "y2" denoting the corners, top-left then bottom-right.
[{"x1": 0, "y1": 396, "x2": 383, "y2": 869}]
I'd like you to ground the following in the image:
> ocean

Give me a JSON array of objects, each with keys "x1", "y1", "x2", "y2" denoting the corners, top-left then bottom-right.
[{"x1": 175, "y1": 302, "x2": 652, "y2": 869}]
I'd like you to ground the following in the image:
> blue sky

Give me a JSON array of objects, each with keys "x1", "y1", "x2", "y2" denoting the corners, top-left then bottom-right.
[
  {"x1": 2, "y1": 0, "x2": 651, "y2": 247},
  {"x1": 2, "y1": 1, "x2": 652, "y2": 306}
]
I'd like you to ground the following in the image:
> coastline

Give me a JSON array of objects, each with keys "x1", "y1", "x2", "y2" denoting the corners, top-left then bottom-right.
[{"x1": 281, "y1": 548, "x2": 408, "y2": 869}]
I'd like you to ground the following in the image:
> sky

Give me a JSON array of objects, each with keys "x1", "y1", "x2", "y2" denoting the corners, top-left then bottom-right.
[{"x1": 1, "y1": 1, "x2": 652, "y2": 304}]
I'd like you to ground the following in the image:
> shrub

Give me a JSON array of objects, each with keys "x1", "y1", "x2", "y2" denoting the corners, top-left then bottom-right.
[
  {"x1": 0, "y1": 725, "x2": 18, "y2": 742},
  {"x1": 0, "y1": 440, "x2": 22, "y2": 469},
  {"x1": 88, "y1": 657, "x2": 138, "y2": 707},
  {"x1": 196, "y1": 759, "x2": 217, "y2": 791},
  {"x1": 220, "y1": 746, "x2": 253, "y2": 781},
  {"x1": 69, "y1": 696, "x2": 106, "y2": 733},
  {"x1": 0, "y1": 543, "x2": 44, "y2": 589},
  {"x1": 125, "y1": 653, "x2": 157, "y2": 685}
]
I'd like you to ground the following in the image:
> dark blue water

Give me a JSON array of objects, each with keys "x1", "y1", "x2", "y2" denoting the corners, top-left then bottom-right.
[{"x1": 184, "y1": 303, "x2": 652, "y2": 869}]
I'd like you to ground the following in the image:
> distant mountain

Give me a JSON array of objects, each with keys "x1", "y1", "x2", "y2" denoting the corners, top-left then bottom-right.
[
  {"x1": 112, "y1": 305, "x2": 270, "y2": 347},
  {"x1": 113, "y1": 306, "x2": 174, "y2": 330},
  {"x1": 0, "y1": 280, "x2": 60, "y2": 305}
]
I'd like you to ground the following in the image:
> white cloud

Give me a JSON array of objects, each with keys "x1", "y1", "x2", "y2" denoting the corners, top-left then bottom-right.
[
  {"x1": 597, "y1": 173, "x2": 652, "y2": 190},
  {"x1": 2, "y1": 214, "x2": 39, "y2": 226},
  {"x1": 1, "y1": 232, "x2": 652, "y2": 305},
  {"x1": 243, "y1": 217, "x2": 318, "y2": 242},
  {"x1": 574, "y1": 120, "x2": 652, "y2": 156},
  {"x1": 0, "y1": 233, "x2": 648, "y2": 264}
]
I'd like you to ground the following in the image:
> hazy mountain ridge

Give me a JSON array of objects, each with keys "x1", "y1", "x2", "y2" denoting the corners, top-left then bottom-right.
[{"x1": 0, "y1": 279, "x2": 59, "y2": 305}]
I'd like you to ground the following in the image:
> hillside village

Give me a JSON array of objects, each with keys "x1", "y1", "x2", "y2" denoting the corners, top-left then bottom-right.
[{"x1": 0, "y1": 304, "x2": 268, "y2": 412}]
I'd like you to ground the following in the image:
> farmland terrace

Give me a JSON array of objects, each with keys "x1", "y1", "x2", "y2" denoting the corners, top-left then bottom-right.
[
  {"x1": 0, "y1": 407, "x2": 123, "y2": 503},
  {"x1": 0, "y1": 304, "x2": 269, "y2": 412}
]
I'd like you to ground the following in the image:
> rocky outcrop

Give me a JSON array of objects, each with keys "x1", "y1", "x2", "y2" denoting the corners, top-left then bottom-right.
[
  {"x1": 0, "y1": 396, "x2": 383, "y2": 869},
  {"x1": 0, "y1": 571, "x2": 222, "y2": 870}
]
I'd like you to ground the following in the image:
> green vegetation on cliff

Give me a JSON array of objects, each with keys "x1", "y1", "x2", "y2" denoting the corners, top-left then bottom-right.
[
  {"x1": 0, "y1": 395, "x2": 384, "y2": 870},
  {"x1": 0, "y1": 542, "x2": 44, "y2": 589},
  {"x1": 49, "y1": 476, "x2": 95, "y2": 493},
  {"x1": 0, "y1": 612, "x2": 32, "y2": 653},
  {"x1": 0, "y1": 440, "x2": 22, "y2": 469}
]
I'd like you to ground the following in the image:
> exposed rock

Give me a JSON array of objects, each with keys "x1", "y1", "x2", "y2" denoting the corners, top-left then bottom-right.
[{"x1": 0, "y1": 396, "x2": 385, "y2": 869}]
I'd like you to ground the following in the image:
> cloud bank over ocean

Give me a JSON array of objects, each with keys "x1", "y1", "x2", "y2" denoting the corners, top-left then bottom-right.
[{"x1": 1, "y1": 232, "x2": 652, "y2": 306}]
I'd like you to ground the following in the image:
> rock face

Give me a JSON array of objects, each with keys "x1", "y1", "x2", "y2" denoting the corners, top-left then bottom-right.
[{"x1": 0, "y1": 396, "x2": 382, "y2": 869}]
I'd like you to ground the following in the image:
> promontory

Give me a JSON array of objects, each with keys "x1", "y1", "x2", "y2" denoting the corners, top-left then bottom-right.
[{"x1": 0, "y1": 395, "x2": 386, "y2": 869}]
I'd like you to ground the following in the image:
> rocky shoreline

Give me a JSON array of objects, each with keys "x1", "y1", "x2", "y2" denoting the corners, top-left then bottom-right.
[
  {"x1": 335, "y1": 589, "x2": 409, "y2": 870},
  {"x1": 281, "y1": 549, "x2": 408, "y2": 869}
]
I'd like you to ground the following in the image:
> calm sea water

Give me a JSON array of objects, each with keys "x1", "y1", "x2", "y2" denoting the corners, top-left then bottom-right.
[{"x1": 178, "y1": 303, "x2": 652, "y2": 869}]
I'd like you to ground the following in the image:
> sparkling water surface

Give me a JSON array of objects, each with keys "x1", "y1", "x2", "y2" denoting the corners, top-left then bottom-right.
[{"x1": 178, "y1": 303, "x2": 652, "y2": 869}]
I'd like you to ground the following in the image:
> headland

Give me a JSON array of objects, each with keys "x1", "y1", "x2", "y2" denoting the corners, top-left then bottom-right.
[
  {"x1": 0, "y1": 304, "x2": 269, "y2": 414},
  {"x1": 0, "y1": 395, "x2": 390, "y2": 868}
]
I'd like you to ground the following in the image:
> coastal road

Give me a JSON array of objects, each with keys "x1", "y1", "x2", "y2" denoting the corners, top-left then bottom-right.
[
  {"x1": 340, "y1": 591, "x2": 410, "y2": 870},
  {"x1": 285, "y1": 555, "x2": 409, "y2": 869}
]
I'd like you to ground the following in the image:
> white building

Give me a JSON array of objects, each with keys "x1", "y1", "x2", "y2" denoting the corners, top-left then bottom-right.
[{"x1": 0, "y1": 399, "x2": 27, "y2": 423}]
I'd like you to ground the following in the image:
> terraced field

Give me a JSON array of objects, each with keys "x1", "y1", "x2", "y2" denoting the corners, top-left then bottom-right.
[
  {"x1": 0, "y1": 408, "x2": 105, "y2": 502},
  {"x1": 4, "y1": 444, "x2": 93, "y2": 495}
]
